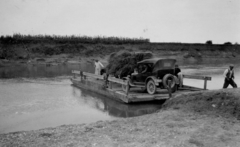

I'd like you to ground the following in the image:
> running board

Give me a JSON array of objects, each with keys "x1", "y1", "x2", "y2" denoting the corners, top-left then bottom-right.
[{"x1": 129, "y1": 82, "x2": 146, "y2": 88}]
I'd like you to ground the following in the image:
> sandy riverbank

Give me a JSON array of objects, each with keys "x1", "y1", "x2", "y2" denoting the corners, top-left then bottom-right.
[{"x1": 1, "y1": 88, "x2": 240, "y2": 147}]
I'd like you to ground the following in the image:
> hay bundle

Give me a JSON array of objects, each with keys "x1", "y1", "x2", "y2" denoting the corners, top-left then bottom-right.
[{"x1": 106, "y1": 51, "x2": 153, "y2": 78}]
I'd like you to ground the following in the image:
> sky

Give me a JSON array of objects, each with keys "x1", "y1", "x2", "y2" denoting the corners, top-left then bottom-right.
[{"x1": 0, "y1": 0, "x2": 239, "y2": 44}]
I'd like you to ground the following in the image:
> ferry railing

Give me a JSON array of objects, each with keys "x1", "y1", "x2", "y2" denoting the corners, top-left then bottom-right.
[
  {"x1": 72, "y1": 70, "x2": 129, "y2": 94},
  {"x1": 182, "y1": 74, "x2": 212, "y2": 90},
  {"x1": 72, "y1": 70, "x2": 104, "y2": 80}
]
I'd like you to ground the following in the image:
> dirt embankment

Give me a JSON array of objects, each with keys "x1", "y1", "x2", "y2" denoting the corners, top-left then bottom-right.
[
  {"x1": 163, "y1": 88, "x2": 240, "y2": 119},
  {"x1": 1, "y1": 88, "x2": 240, "y2": 147}
]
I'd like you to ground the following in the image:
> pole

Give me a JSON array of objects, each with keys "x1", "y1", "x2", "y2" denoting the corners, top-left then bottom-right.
[
  {"x1": 109, "y1": 81, "x2": 112, "y2": 89},
  {"x1": 73, "y1": 70, "x2": 76, "y2": 78},
  {"x1": 80, "y1": 71, "x2": 83, "y2": 80},
  {"x1": 204, "y1": 77, "x2": 207, "y2": 90},
  {"x1": 168, "y1": 80, "x2": 172, "y2": 98},
  {"x1": 126, "y1": 79, "x2": 129, "y2": 95}
]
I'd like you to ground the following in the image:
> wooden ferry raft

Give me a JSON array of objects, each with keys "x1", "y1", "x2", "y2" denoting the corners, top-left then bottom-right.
[{"x1": 71, "y1": 70, "x2": 211, "y2": 103}]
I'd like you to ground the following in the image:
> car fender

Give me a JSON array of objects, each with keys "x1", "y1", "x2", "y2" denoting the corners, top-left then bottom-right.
[{"x1": 145, "y1": 76, "x2": 162, "y2": 86}]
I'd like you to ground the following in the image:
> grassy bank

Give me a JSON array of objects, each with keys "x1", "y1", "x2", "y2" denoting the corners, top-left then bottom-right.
[
  {"x1": 1, "y1": 34, "x2": 240, "y2": 62},
  {"x1": 1, "y1": 88, "x2": 240, "y2": 146}
]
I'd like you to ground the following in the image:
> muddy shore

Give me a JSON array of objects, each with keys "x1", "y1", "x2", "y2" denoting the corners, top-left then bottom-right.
[{"x1": 1, "y1": 88, "x2": 240, "y2": 147}]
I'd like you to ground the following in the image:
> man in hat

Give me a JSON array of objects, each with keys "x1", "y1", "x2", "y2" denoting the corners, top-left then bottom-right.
[{"x1": 223, "y1": 64, "x2": 237, "y2": 88}]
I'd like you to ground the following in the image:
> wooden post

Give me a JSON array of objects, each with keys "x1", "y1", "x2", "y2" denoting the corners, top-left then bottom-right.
[
  {"x1": 168, "y1": 80, "x2": 172, "y2": 98},
  {"x1": 104, "y1": 74, "x2": 108, "y2": 88},
  {"x1": 109, "y1": 81, "x2": 112, "y2": 89},
  {"x1": 80, "y1": 71, "x2": 83, "y2": 80},
  {"x1": 204, "y1": 77, "x2": 207, "y2": 90},
  {"x1": 126, "y1": 79, "x2": 129, "y2": 95}
]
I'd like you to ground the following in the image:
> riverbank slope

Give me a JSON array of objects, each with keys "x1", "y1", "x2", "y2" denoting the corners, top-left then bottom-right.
[
  {"x1": 1, "y1": 42, "x2": 240, "y2": 69},
  {"x1": 1, "y1": 88, "x2": 240, "y2": 147},
  {"x1": 1, "y1": 40, "x2": 240, "y2": 61}
]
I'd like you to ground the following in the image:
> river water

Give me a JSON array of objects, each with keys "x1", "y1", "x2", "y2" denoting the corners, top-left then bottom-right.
[{"x1": 0, "y1": 59, "x2": 239, "y2": 134}]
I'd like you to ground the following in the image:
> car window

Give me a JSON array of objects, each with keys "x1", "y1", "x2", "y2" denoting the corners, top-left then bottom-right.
[
  {"x1": 153, "y1": 59, "x2": 176, "y2": 72},
  {"x1": 163, "y1": 62, "x2": 171, "y2": 67}
]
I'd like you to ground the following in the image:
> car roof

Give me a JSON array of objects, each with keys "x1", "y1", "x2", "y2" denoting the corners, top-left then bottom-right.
[{"x1": 137, "y1": 58, "x2": 176, "y2": 64}]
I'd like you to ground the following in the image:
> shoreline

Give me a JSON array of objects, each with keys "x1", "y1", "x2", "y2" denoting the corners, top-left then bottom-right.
[{"x1": 1, "y1": 53, "x2": 239, "y2": 68}]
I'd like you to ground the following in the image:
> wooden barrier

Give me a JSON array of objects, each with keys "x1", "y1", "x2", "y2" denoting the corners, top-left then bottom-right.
[
  {"x1": 72, "y1": 70, "x2": 104, "y2": 80},
  {"x1": 108, "y1": 77, "x2": 128, "y2": 85},
  {"x1": 183, "y1": 74, "x2": 211, "y2": 90},
  {"x1": 72, "y1": 70, "x2": 128, "y2": 90}
]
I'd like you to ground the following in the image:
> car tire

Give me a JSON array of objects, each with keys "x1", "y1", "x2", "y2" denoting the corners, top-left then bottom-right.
[
  {"x1": 147, "y1": 79, "x2": 156, "y2": 95},
  {"x1": 163, "y1": 74, "x2": 176, "y2": 92}
]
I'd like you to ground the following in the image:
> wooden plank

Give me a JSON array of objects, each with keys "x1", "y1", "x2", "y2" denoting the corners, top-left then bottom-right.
[
  {"x1": 72, "y1": 70, "x2": 104, "y2": 80},
  {"x1": 183, "y1": 74, "x2": 211, "y2": 80},
  {"x1": 72, "y1": 70, "x2": 80, "y2": 74},
  {"x1": 108, "y1": 77, "x2": 128, "y2": 85},
  {"x1": 82, "y1": 72, "x2": 104, "y2": 80},
  {"x1": 180, "y1": 85, "x2": 205, "y2": 91},
  {"x1": 72, "y1": 70, "x2": 127, "y2": 84}
]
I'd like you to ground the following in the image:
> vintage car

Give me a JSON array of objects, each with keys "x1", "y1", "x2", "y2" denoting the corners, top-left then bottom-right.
[{"x1": 122, "y1": 58, "x2": 179, "y2": 94}]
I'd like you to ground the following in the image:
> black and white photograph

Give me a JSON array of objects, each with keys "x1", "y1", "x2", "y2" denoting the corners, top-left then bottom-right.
[{"x1": 0, "y1": 0, "x2": 240, "y2": 146}]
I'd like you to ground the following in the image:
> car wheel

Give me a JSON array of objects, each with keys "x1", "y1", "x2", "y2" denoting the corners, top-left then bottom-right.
[
  {"x1": 163, "y1": 74, "x2": 176, "y2": 92},
  {"x1": 147, "y1": 79, "x2": 156, "y2": 95}
]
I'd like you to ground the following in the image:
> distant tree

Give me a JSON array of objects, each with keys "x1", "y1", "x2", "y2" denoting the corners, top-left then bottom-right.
[
  {"x1": 206, "y1": 40, "x2": 212, "y2": 45},
  {"x1": 224, "y1": 42, "x2": 232, "y2": 45}
]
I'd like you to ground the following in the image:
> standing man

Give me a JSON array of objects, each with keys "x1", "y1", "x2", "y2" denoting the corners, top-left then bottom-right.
[
  {"x1": 223, "y1": 64, "x2": 237, "y2": 88},
  {"x1": 94, "y1": 59, "x2": 104, "y2": 75},
  {"x1": 175, "y1": 64, "x2": 183, "y2": 87}
]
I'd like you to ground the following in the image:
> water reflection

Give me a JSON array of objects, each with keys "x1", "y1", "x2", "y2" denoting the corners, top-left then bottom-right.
[
  {"x1": 0, "y1": 78, "x2": 114, "y2": 134},
  {"x1": 72, "y1": 86, "x2": 164, "y2": 118}
]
